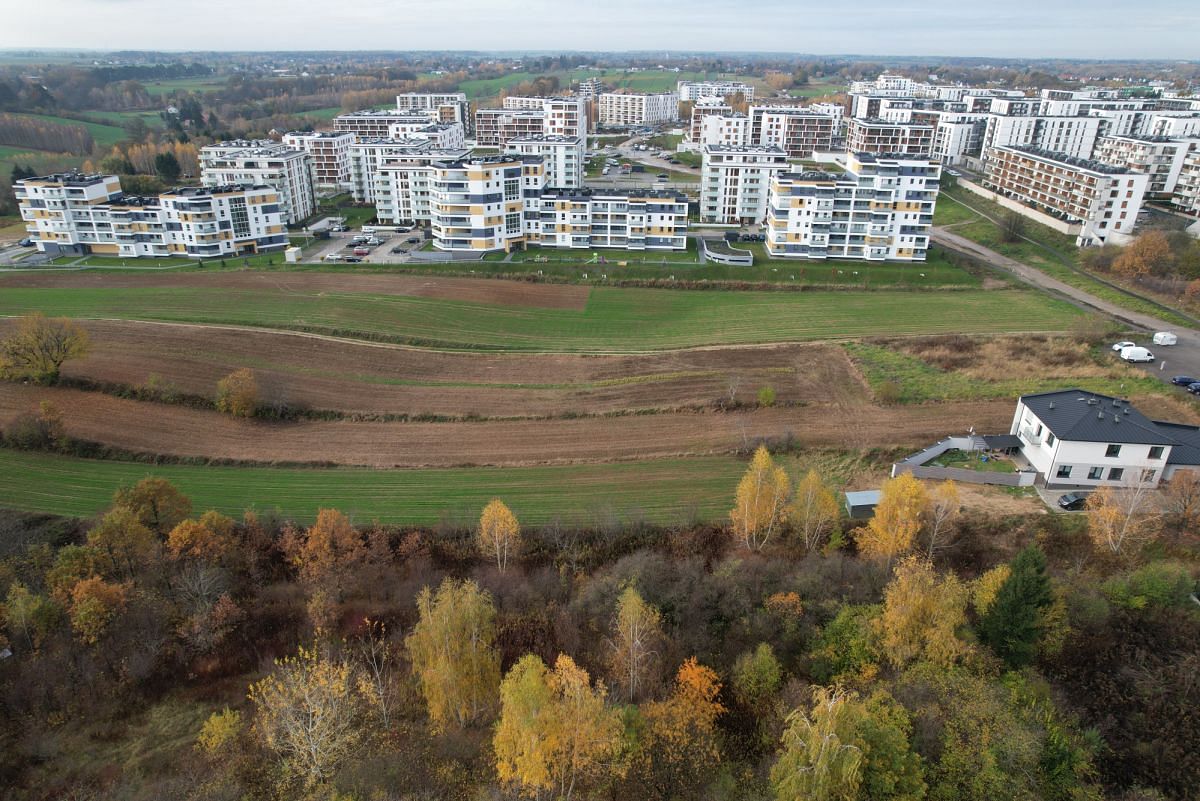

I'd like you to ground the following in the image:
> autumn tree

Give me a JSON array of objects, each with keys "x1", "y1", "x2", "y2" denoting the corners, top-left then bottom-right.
[
  {"x1": 478, "y1": 498, "x2": 520, "y2": 572},
  {"x1": 857, "y1": 472, "x2": 927, "y2": 567},
  {"x1": 771, "y1": 687, "x2": 864, "y2": 801},
  {"x1": 607, "y1": 585, "x2": 664, "y2": 703},
  {"x1": 196, "y1": 707, "x2": 243, "y2": 757},
  {"x1": 1112, "y1": 230, "x2": 1172, "y2": 280},
  {"x1": 978, "y1": 546, "x2": 1052, "y2": 668},
  {"x1": 494, "y1": 653, "x2": 623, "y2": 801},
  {"x1": 216, "y1": 368, "x2": 259, "y2": 418},
  {"x1": 731, "y1": 445, "x2": 791, "y2": 550},
  {"x1": 405, "y1": 577, "x2": 500, "y2": 731},
  {"x1": 0, "y1": 312, "x2": 90, "y2": 384},
  {"x1": 1161, "y1": 471, "x2": 1200, "y2": 534},
  {"x1": 112, "y1": 476, "x2": 192, "y2": 537},
  {"x1": 68, "y1": 576, "x2": 129, "y2": 645},
  {"x1": 1086, "y1": 483, "x2": 1159, "y2": 556},
  {"x1": 167, "y1": 512, "x2": 235, "y2": 563},
  {"x1": 877, "y1": 556, "x2": 969, "y2": 668},
  {"x1": 285, "y1": 508, "x2": 367, "y2": 602},
  {"x1": 86, "y1": 507, "x2": 159, "y2": 580},
  {"x1": 790, "y1": 469, "x2": 841, "y2": 552},
  {"x1": 356, "y1": 618, "x2": 397, "y2": 730},
  {"x1": 248, "y1": 645, "x2": 361, "y2": 788},
  {"x1": 923, "y1": 480, "x2": 960, "y2": 559},
  {"x1": 2, "y1": 582, "x2": 59, "y2": 652},
  {"x1": 633, "y1": 658, "x2": 726, "y2": 800}
]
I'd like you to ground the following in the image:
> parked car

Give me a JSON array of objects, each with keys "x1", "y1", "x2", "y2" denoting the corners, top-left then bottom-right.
[
  {"x1": 1111, "y1": 340, "x2": 1136, "y2": 352},
  {"x1": 1120, "y1": 346, "x2": 1155, "y2": 363},
  {"x1": 323, "y1": 253, "x2": 342, "y2": 261},
  {"x1": 655, "y1": 173, "x2": 668, "y2": 179},
  {"x1": 946, "y1": 169, "x2": 962, "y2": 177},
  {"x1": 17, "y1": 238, "x2": 33, "y2": 247},
  {"x1": 344, "y1": 256, "x2": 363, "y2": 263},
  {"x1": 1058, "y1": 492, "x2": 1090, "y2": 511},
  {"x1": 391, "y1": 245, "x2": 406, "y2": 254},
  {"x1": 353, "y1": 247, "x2": 370, "y2": 256},
  {"x1": 1153, "y1": 331, "x2": 1178, "y2": 346},
  {"x1": 1170, "y1": 375, "x2": 1198, "y2": 386},
  {"x1": 406, "y1": 237, "x2": 421, "y2": 244},
  {"x1": 1187, "y1": 382, "x2": 1200, "y2": 395}
]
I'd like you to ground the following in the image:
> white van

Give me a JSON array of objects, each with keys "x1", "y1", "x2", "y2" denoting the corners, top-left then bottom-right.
[
  {"x1": 1120, "y1": 345, "x2": 1156, "y2": 363},
  {"x1": 1153, "y1": 332, "x2": 1178, "y2": 346}
]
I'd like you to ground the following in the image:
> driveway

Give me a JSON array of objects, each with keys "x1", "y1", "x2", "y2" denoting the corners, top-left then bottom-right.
[{"x1": 615, "y1": 137, "x2": 700, "y2": 177}]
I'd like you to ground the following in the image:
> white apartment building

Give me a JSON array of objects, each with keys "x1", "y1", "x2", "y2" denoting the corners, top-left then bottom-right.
[
  {"x1": 474, "y1": 108, "x2": 546, "y2": 146},
  {"x1": 698, "y1": 113, "x2": 752, "y2": 149},
  {"x1": 764, "y1": 153, "x2": 940, "y2": 262},
  {"x1": 1172, "y1": 147, "x2": 1200, "y2": 217},
  {"x1": 700, "y1": 145, "x2": 789, "y2": 224},
  {"x1": 575, "y1": 77, "x2": 603, "y2": 98},
  {"x1": 982, "y1": 115, "x2": 1104, "y2": 161},
  {"x1": 931, "y1": 114, "x2": 988, "y2": 165},
  {"x1": 386, "y1": 121, "x2": 466, "y2": 150},
  {"x1": 845, "y1": 119, "x2": 935, "y2": 156},
  {"x1": 597, "y1": 92, "x2": 676, "y2": 127},
  {"x1": 395, "y1": 92, "x2": 469, "y2": 126},
  {"x1": 199, "y1": 140, "x2": 314, "y2": 224},
  {"x1": 1092, "y1": 135, "x2": 1199, "y2": 199},
  {"x1": 984, "y1": 146, "x2": 1149, "y2": 246},
  {"x1": 749, "y1": 107, "x2": 837, "y2": 157},
  {"x1": 280, "y1": 131, "x2": 354, "y2": 191},
  {"x1": 348, "y1": 138, "x2": 439, "y2": 203},
  {"x1": 503, "y1": 135, "x2": 584, "y2": 188},
  {"x1": 677, "y1": 80, "x2": 755, "y2": 102},
  {"x1": 534, "y1": 188, "x2": 688, "y2": 250},
  {"x1": 17, "y1": 173, "x2": 288, "y2": 259},
  {"x1": 502, "y1": 96, "x2": 589, "y2": 139},
  {"x1": 1150, "y1": 114, "x2": 1200, "y2": 139},
  {"x1": 429, "y1": 154, "x2": 545, "y2": 252},
  {"x1": 333, "y1": 109, "x2": 437, "y2": 140},
  {"x1": 688, "y1": 98, "x2": 733, "y2": 143}
]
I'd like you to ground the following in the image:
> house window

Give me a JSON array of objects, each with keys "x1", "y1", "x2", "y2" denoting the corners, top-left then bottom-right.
[
  {"x1": 1108, "y1": 467, "x2": 1124, "y2": 481},
  {"x1": 1056, "y1": 465, "x2": 1073, "y2": 479},
  {"x1": 1142, "y1": 469, "x2": 1157, "y2": 483},
  {"x1": 1046, "y1": 433, "x2": 1055, "y2": 447},
  {"x1": 1105, "y1": 444, "x2": 1122, "y2": 457},
  {"x1": 1149, "y1": 446, "x2": 1164, "y2": 460},
  {"x1": 1088, "y1": 467, "x2": 1103, "y2": 480}
]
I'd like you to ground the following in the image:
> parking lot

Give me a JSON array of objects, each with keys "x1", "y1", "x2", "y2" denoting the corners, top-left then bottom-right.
[
  {"x1": 1117, "y1": 329, "x2": 1200, "y2": 395},
  {"x1": 306, "y1": 228, "x2": 427, "y2": 264}
]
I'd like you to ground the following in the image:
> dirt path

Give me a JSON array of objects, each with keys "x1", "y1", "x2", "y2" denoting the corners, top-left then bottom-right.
[{"x1": 0, "y1": 382, "x2": 1013, "y2": 468}]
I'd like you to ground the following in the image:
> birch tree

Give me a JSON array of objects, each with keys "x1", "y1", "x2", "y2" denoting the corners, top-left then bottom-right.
[
  {"x1": 789, "y1": 469, "x2": 841, "y2": 552},
  {"x1": 1086, "y1": 483, "x2": 1159, "y2": 556},
  {"x1": 607, "y1": 586, "x2": 663, "y2": 703},
  {"x1": 731, "y1": 445, "x2": 791, "y2": 551},
  {"x1": 478, "y1": 498, "x2": 521, "y2": 572}
]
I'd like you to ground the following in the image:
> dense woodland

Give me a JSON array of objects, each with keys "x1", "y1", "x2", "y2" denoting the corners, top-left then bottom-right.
[{"x1": 0, "y1": 443, "x2": 1196, "y2": 801}]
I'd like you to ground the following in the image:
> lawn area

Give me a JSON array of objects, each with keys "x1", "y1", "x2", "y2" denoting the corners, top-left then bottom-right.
[
  {"x1": 298, "y1": 106, "x2": 345, "y2": 121},
  {"x1": 0, "y1": 449, "x2": 746, "y2": 526},
  {"x1": 458, "y1": 71, "x2": 539, "y2": 99},
  {"x1": 79, "y1": 110, "x2": 164, "y2": 129},
  {"x1": 673, "y1": 151, "x2": 702, "y2": 168},
  {"x1": 8, "y1": 112, "x2": 125, "y2": 147},
  {"x1": 786, "y1": 83, "x2": 846, "y2": 98},
  {"x1": 939, "y1": 185, "x2": 1196, "y2": 328},
  {"x1": 929, "y1": 449, "x2": 1015, "y2": 473},
  {"x1": 0, "y1": 279, "x2": 1081, "y2": 352},
  {"x1": 0, "y1": 144, "x2": 41, "y2": 161},
  {"x1": 645, "y1": 133, "x2": 684, "y2": 150},
  {"x1": 142, "y1": 76, "x2": 226, "y2": 95}
]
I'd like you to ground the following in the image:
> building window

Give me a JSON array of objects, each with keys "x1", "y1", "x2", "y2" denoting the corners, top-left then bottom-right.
[
  {"x1": 1105, "y1": 444, "x2": 1121, "y2": 457},
  {"x1": 1088, "y1": 466, "x2": 1103, "y2": 480},
  {"x1": 1142, "y1": 469, "x2": 1157, "y2": 483},
  {"x1": 1108, "y1": 467, "x2": 1124, "y2": 481},
  {"x1": 1056, "y1": 465, "x2": 1073, "y2": 479},
  {"x1": 1149, "y1": 446, "x2": 1164, "y2": 460},
  {"x1": 1046, "y1": 433, "x2": 1056, "y2": 447}
]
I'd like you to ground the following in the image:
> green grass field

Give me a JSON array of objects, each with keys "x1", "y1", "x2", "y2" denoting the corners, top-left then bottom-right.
[
  {"x1": 0, "y1": 279, "x2": 1081, "y2": 352},
  {"x1": 79, "y1": 110, "x2": 164, "y2": 129},
  {"x1": 0, "y1": 449, "x2": 745, "y2": 526},
  {"x1": 142, "y1": 77, "x2": 226, "y2": 96},
  {"x1": 7, "y1": 112, "x2": 125, "y2": 148},
  {"x1": 0, "y1": 144, "x2": 41, "y2": 161}
]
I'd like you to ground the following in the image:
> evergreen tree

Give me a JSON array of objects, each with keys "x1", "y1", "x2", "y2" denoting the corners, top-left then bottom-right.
[{"x1": 978, "y1": 546, "x2": 1052, "y2": 668}]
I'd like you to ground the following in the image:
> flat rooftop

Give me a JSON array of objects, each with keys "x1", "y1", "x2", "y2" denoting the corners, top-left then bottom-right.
[{"x1": 997, "y1": 145, "x2": 1141, "y2": 175}]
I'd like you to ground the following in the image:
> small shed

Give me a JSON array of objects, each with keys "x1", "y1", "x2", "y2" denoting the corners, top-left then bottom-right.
[
  {"x1": 284, "y1": 246, "x2": 302, "y2": 263},
  {"x1": 981, "y1": 434, "x2": 1022, "y2": 453},
  {"x1": 844, "y1": 490, "x2": 881, "y2": 520}
]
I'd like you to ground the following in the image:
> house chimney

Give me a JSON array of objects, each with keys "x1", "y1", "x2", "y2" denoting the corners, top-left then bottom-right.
[
  {"x1": 1098, "y1": 411, "x2": 1104, "y2": 420},
  {"x1": 1048, "y1": 401, "x2": 1055, "y2": 409}
]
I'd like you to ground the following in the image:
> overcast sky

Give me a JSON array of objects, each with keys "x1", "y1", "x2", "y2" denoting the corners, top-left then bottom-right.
[{"x1": 2, "y1": 0, "x2": 1197, "y2": 59}]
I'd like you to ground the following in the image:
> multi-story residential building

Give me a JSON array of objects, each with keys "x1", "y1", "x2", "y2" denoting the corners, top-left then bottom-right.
[
  {"x1": 677, "y1": 80, "x2": 755, "y2": 102},
  {"x1": 700, "y1": 145, "x2": 789, "y2": 224},
  {"x1": 575, "y1": 77, "x2": 603, "y2": 98},
  {"x1": 1171, "y1": 147, "x2": 1200, "y2": 217},
  {"x1": 534, "y1": 188, "x2": 688, "y2": 250},
  {"x1": 930, "y1": 113, "x2": 988, "y2": 165},
  {"x1": 502, "y1": 96, "x2": 589, "y2": 139},
  {"x1": 688, "y1": 98, "x2": 733, "y2": 143},
  {"x1": 333, "y1": 109, "x2": 437, "y2": 140},
  {"x1": 1149, "y1": 114, "x2": 1200, "y2": 139},
  {"x1": 845, "y1": 119, "x2": 935, "y2": 156},
  {"x1": 503, "y1": 135, "x2": 584, "y2": 188},
  {"x1": 200, "y1": 140, "x2": 314, "y2": 224},
  {"x1": 17, "y1": 173, "x2": 288, "y2": 258},
  {"x1": 749, "y1": 106, "x2": 837, "y2": 157},
  {"x1": 372, "y1": 148, "x2": 475, "y2": 225},
  {"x1": 386, "y1": 121, "x2": 466, "y2": 150},
  {"x1": 280, "y1": 131, "x2": 354, "y2": 191},
  {"x1": 698, "y1": 113, "x2": 752, "y2": 149},
  {"x1": 984, "y1": 146, "x2": 1149, "y2": 246},
  {"x1": 597, "y1": 92, "x2": 676, "y2": 127},
  {"x1": 764, "y1": 153, "x2": 940, "y2": 262},
  {"x1": 428, "y1": 154, "x2": 545, "y2": 252},
  {"x1": 348, "y1": 138, "x2": 439, "y2": 204},
  {"x1": 981, "y1": 115, "x2": 1104, "y2": 162},
  {"x1": 394, "y1": 92, "x2": 469, "y2": 126},
  {"x1": 474, "y1": 108, "x2": 546, "y2": 146},
  {"x1": 1092, "y1": 135, "x2": 1199, "y2": 199}
]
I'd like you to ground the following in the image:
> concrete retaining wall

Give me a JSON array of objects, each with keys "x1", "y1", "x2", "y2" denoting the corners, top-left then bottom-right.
[
  {"x1": 894, "y1": 463, "x2": 1036, "y2": 486},
  {"x1": 957, "y1": 179, "x2": 1082, "y2": 237},
  {"x1": 698, "y1": 238, "x2": 754, "y2": 266}
]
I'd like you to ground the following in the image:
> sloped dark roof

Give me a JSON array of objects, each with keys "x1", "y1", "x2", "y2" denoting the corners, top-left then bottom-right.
[
  {"x1": 983, "y1": 434, "x2": 1023, "y2": 449},
  {"x1": 1020, "y1": 389, "x2": 1176, "y2": 446},
  {"x1": 1153, "y1": 422, "x2": 1200, "y2": 466}
]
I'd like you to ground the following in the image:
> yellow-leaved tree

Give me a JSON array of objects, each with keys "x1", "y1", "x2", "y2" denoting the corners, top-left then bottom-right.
[
  {"x1": 924, "y1": 479, "x2": 960, "y2": 559},
  {"x1": 494, "y1": 653, "x2": 623, "y2": 801},
  {"x1": 1086, "y1": 484, "x2": 1159, "y2": 556},
  {"x1": 856, "y1": 472, "x2": 927, "y2": 567},
  {"x1": 877, "y1": 555, "x2": 969, "y2": 668},
  {"x1": 405, "y1": 577, "x2": 500, "y2": 731},
  {"x1": 248, "y1": 645, "x2": 361, "y2": 788},
  {"x1": 789, "y1": 469, "x2": 841, "y2": 552},
  {"x1": 0, "y1": 312, "x2": 89, "y2": 384},
  {"x1": 607, "y1": 585, "x2": 664, "y2": 703},
  {"x1": 633, "y1": 657, "x2": 726, "y2": 799},
  {"x1": 731, "y1": 445, "x2": 791, "y2": 551},
  {"x1": 770, "y1": 687, "x2": 865, "y2": 801},
  {"x1": 216, "y1": 368, "x2": 259, "y2": 418},
  {"x1": 478, "y1": 498, "x2": 521, "y2": 573}
]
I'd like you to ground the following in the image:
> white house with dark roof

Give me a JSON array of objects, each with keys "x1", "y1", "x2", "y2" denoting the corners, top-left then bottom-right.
[{"x1": 1011, "y1": 389, "x2": 1200, "y2": 488}]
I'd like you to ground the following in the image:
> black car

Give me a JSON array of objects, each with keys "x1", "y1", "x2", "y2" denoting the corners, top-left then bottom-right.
[
  {"x1": 1058, "y1": 492, "x2": 1090, "y2": 511},
  {"x1": 406, "y1": 237, "x2": 421, "y2": 244},
  {"x1": 1188, "y1": 382, "x2": 1200, "y2": 395},
  {"x1": 1171, "y1": 375, "x2": 1198, "y2": 386},
  {"x1": 343, "y1": 256, "x2": 363, "y2": 263},
  {"x1": 391, "y1": 245, "x2": 406, "y2": 253},
  {"x1": 17, "y1": 237, "x2": 33, "y2": 247}
]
